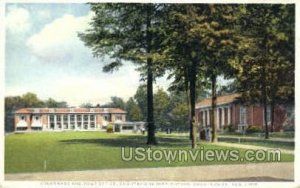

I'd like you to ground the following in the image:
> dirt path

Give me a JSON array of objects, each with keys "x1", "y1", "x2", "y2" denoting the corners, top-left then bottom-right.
[
  {"x1": 5, "y1": 162, "x2": 293, "y2": 181},
  {"x1": 214, "y1": 142, "x2": 294, "y2": 154}
]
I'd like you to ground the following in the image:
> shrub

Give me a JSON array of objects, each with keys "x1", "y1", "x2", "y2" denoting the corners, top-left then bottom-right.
[
  {"x1": 228, "y1": 124, "x2": 235, "y2": 132},
  {"x1": 223, "y1": 124, "x2": 235, "y2": 133},
  {"x1": 106, "y1": 124, "x2": 114, "y2": 133},
  {"x1": 246, "y1": 125, "x2": 263, "y2": 134},
  {"x1": 283, "y1": 125, "x2": 294, "y2": 132}
]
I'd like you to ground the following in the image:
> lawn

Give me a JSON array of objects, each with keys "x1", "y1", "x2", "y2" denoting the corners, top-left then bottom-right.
[{"x1": 5, "y1": 131, "x2": 294, "y2": 173}]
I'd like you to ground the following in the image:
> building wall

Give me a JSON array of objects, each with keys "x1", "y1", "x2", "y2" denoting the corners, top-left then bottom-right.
[
  {"x1": 250, "y1": 106, "x2": 263, "y2": 126},
  {"x1": 41, "y1": 114, "x2": 48, "y2": 129},
  {"x1": 196, "y1": 103, "x2": 294, "y2": 132},
  {"x1": 96, "y1": 114, "x2": 103, "y2": 128},
  {"x1": 273, "y1": 105, "x2": 287, "y2": 131},
  {"x1": 14, "y1": 112, "x2": 127, "y2": 131},
  {"x1": 26, "y1": 115, "x2": 31, "y2": 130}
]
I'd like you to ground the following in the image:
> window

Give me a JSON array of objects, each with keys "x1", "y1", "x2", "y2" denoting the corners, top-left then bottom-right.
[
  {"x1": 123, "y1": 125, "x2": 134, "y2": 130},
  {"x1": 70, "y1": 115, "x2": 75, "y2": 122},
  {"x1": 57, "y1": 115, "x2": 61, "y2": 121},
  {"x1": 84, "y1": 115, "x2": 88, "y2": 121},
  {"x1": 35, "y1": 116, "x2": 39, "y2": 121},
  {"x1": 20, "y1": 115, "x2": 25, "y2": 121},
  {"x1": 90, "y1": 122, "x2": 95, "y2": 128},
  {"x1": 240, "y1": 106, "x2": 247, "y2": 125},
  {"x1": 63, "y1": 115, "x2": 68, "y2": 122},
  {"x1": 115, "y1": 115, "x2": 122, "y2": 121},
  {"x1": 104, "y1": 115, "x2": 109, "y2": 121},
  {"x1": 90, "y1": 115, "x2": 95, "y2": 121}
]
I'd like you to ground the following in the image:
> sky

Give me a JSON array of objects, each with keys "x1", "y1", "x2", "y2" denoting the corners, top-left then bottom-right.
[{"x1": 5, "y1": 3, "x2": 171, "y2": 107}]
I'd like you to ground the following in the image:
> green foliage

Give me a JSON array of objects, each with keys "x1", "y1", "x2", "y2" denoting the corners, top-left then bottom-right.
[
  {"x1": 134, "y1": 85, "x2": 147, "y2": 120},
  {"x1": 106, "y1": 124, "x2": 114, "y2": 133},
  {"x1": 246, "y1": 125, "x2": 263, "y2": 134},
  {"x1": 80, "y1": 103, "x2": 94, "y2": 108},
  {"x1": 223, "y1": 124, "x2": 236, "y2": 133},
  {"x1": 78, "y1": 4, "x2": 294, "y2": 144},
  {"x1": 282, "y1": 125, "x2": 294, "y2": 132},
  {"x1": 126, "y1": 97, "x2": 143, "y2": 121},
  {"x1": 154, "y1": 88, "x2": 170, "y2": 128},
  {"x1": 102, "y1": 96, "x2": 126, "y2": 109},
  {"x1": 232, "y1": 4, "x2": 295, "y2": 138},
  {"x1": 170, "y1": 102, "x2": 189, "y2": 130},
  {"x1": 79, "y1": 3, "x2": 171, "y2": 144},
  {"x1": 5, "y1": 93, "x2": 68, "y2": 132}
]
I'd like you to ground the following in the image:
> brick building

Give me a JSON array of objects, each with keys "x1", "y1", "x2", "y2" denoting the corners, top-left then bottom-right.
[
  {"x1": 195, "y1": 93, "x2": 294, "y2": 132},
  {"x1": 14, "y1": 108, "x2": 127, "y2": 131}
]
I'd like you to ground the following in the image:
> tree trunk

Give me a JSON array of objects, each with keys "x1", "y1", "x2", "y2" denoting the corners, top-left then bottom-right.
[
  {"x1": 146, "y1": 5, "x2": 157, "y2": 145},
  {"x1": 262, "y1": 63, "x2": 269, "y2": 139},
  {"x1": 183, "y1": 67, "x2": 192, "y2": 140},
  {"x1": 189, "y1": 60, "x2": 197, "y2": 149},
  {"x1": 211, "y1": 75, "x2": 217, "y2": 142},
  {"x1": 270, "y1": 96, "x2": 275, "y2": 133}
]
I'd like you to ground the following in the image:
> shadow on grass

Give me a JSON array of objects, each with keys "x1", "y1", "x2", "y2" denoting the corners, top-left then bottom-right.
[{"x1": 59, "y1": 135, "x2": 190, "y2": 148}]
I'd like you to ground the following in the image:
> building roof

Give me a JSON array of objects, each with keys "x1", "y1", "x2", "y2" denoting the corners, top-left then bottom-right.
[
  {"x1": 15, "y1": 108, "x2": 127, "y2": 114},
  {"x1": 196, "y1": 93, "x2": 241, "y2": 109}
]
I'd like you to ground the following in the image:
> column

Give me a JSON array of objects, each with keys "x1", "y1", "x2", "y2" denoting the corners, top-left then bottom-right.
[
  {"x1": 222, "y1": 107, "x2": 225, "y2": 127},
  {"x1": 95, "y1": 115, "x2": 97, "y2": 129},
  {"x1": 54, "y1": 115, "x2": 57, "y2": 130},
  {"x1": 75, "y1": 114, "x2": 77, "y2": 129},
  {"x1": 61, "y1": 115, "x2": 64, "y2": 130},
  {"x1": 207, "y1": 109, "x2": 210, "y2": 126},
  {"x1": 47, "y1": 115, "x2": 50, "y2": 130},
  {"x1": 227, "y1": 106, "x2": 231, "y2": 125},
  {"x1": 81, "y1": 115, "x2": 83, "y2": 129},
  {"x1": 88, "y1": 115, "x2": 91, "y2": 129},
  {"x1": 68, "y1": 115, "x2": 71, "y2": 130}
]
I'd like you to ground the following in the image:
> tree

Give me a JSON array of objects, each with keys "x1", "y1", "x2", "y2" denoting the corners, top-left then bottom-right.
[
  {"x1": 233, "y1": 4, "x2": 295, "y2": 139},
  {"x1": 80, "y1": 103, "x2": 94, "y2": 108},
  {"x1": 125, "y1": 97, "x2": 143, "y2": 121},
  {"x1": 161, "y1": 4, "x2": 208, "y2": 148},
  {"x1": 161, "y1": 4, "x2": 239, "y2": 146},
  {"x1": 170, "y1": 102, "x2": 189, "y2": 131},
  {"x1": 45, "y1": 98, "x2": 68, "y2": 108},
  {"x1": 102, "y1": 96, "x2": 126, "y2": 109},
  {"x1": 134, "y1": 85, "x2": 148, "y2": 121},
  {"x1": 79, "y1": 4, "x2": 169, "y2": 145},
  {"x1": 21, "y1": 92, "x2": 44, "y2": 107},
  {"x1": 5, "y1": 96, "x2": 23, "y2": 132},
  {"x1": 5, "y1": 92, "x2": 68, "y2": 132},
  {"x1": 192, "y1": 5, "x2": 240, "y2": 142},
  {"x1": 154, "y1": 88, "x2": 170, "y2": 129}
]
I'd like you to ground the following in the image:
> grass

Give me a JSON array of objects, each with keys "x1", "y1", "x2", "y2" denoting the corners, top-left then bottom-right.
[
  {"x1": 238, "y1": 142, "x2": 294, "y2": 150},
  {"x1": 5, "y1": 131, "x2": 294, "y2": 173},
  {"x1": 219, "y1": 131, "x2": 295, "y2": 139}
]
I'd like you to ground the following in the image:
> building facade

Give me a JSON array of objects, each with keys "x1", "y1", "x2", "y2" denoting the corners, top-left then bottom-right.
[
  {"x1": 195, "y1": 93, "x2": 294, "y2": 132},
  {"x1": 14, "y1": 108, "x2": 127, "y2": 131}
]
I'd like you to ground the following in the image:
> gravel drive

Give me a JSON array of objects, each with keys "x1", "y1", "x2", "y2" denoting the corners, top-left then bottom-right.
[{"x1": 5, "y1": 162, "x2": 294, "y2": 181}]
